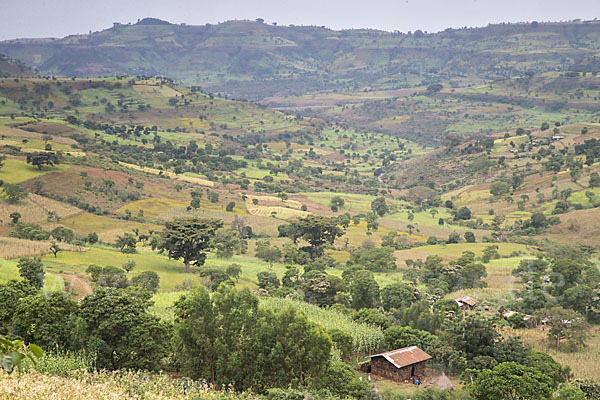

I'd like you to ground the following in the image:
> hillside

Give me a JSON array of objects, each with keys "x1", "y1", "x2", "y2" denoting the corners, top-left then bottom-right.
[
  {"x1": 0, "y1": 53, "x2": 35, "y2": 77},
  {"x1": 2, "y1": 29, "x2": 600, "y2": 397},
  {"x1": 1, "y1": 18, "x2": 599, "y2": 100}
]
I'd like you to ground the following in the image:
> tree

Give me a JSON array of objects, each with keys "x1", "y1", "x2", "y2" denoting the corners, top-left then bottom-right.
[
  {"x1": 384, "y1": 326, "x2": 434, "y2": 352},
  {"x1": 173, "y1": 285, "x2": 331, "y2": 391},
  {"x1": 212, "y1": 228, "x2": 245, "y2": 259},
  {"x1": 26, "y1": 152, "x2": 60, "y2": 170},
  {"x1": 381, "y1": 282, "x2": 418, "y2": 311},
  {"x1": 551, "y1": 259, "x2": 583, "y2": 295},
  {"x1": 122, "y1": 260, "x2": 136, "y2": 273},
  {"x1": 116, "y1": 233, "x2": 137, "y2": 254},
  {"x1": 349, "y1": 270, "x2": 379, "y2": 309},
  {"x1": 155, "y1": 218, "x2": 223, "y2": 272},
  {"x1": 490, "y1": 180, "x2": 511, "y2": 196},
  {"x1": 286, "y1": 216, "x2": 345, "y2": 259},
  {"x1": 447, "y1": 313, "x2": 499, "y2": 360},
  {"x1": 365, "y1": 212, "x2": 379, "y2": 231},
  {"x1": 553, "y1": 386, "x2": 586, "y2": 400},
  {"x1": 225, "y1": 201, "x2": 235, "y2": 212},
  {"x1": 130, "y1": 271, "x2": 160, "y2": 293},
  {"x1": 327, "y1": 329, "x2": 353, "y2": 361},
  {"x1": 9, "y1": 212, "x2": 21, "y2": 224},
  {"x1": 0, "y1": 156, "x2": 5, "y2": 170},
  {"x1": 3, "y1": 184, "x2": 27, "y2": 204},
  {"x1": 10, "y1": 292, "x2": 77, "y2": 350},
  {"x1": 447, "y1": 232, "x2": 461, "y2": 244},
  {"x1": 322, "y1": 361, "x2": 370, "y2": 399},
  {"x1": 78, "y1": 287, "x2": 170, "y2": 370},
  {"x1": 95, "y1": 266, "x2": 129, "y2": 289},
  {"x1": 589, "y1": 172, "x2": 600, "y2": 188},
  {"x1": 455, "y1": 206, "x2": 472, "y2": 220},
  {"x1": 200, "y1": 268, "x2": 232, "y2": 292},
  {"x1": 255, "y1": 241, "x2": 282, "y2": 267},
  {"x1": 190, "y1": 197, "x2": 201, "y2": 209},
  {"x1": 538, "y1": 307, "x2": 589, "y2": 349},
  {"x1": 0, "y1": 280, "x2": 38, "y2": 335},
  {"x1": 560, "y1": 285, "x2": 594, "y2": 315},
  {"x1": 464, "y1": 231, "x2": 476, "y2": 243},
  {"x1": 330, "y1": 196, "x2": 345, "y2": 211},
  {"x1": 465, "y1": 362, "x2": 553, "y2": 400},
  {"x1": 86, "y1": 232, "x2": 98, "y2": 244},
  {"x1": 371, "y1": 197, "x2": 388, "y2": 217},
  {"x1": 17, "y1": 258, "x2": 45, "y2": 289},
  {"x1": 49, "y1": 241, "x2": 61, "y2": 258},
  {"x1": 433, "y1": 298, "x2": 461, "y2": 317},
  {"x1": 352, "y1": 308, "x2": 390, "y2": 329},
  {"x1": 257, "y1": 271, "x2": 280, "y2": 294},
  {"x1": 350, "y1": 246, "x2": 396, "y2": 271},
  {"x1": 226, "y1": 264, "x2": 242, "y2": 281}
]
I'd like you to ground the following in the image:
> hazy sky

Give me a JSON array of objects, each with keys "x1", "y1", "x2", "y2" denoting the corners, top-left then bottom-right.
[{"x1": 1, "y1": 0, "x2": 598, "y2": 40}]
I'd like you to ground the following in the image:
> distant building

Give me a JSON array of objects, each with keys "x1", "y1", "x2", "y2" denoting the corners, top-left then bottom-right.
[
  {"x1": 552, "y1": 135, "x2": 564, "y2": 140},
  {"x1": 365, "y1": 346, "x2": 431, "y2": 383},
  {"x1": 456, "y1": 296, "x2": 478, "y2": 311}
]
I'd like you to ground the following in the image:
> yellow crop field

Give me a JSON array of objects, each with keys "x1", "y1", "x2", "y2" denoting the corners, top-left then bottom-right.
[
  {"x1": 119, "y1": 162, "x2": 213, "y2": 186},
  {"x1": 0, "y1": 237, "x2": 85, "y2": 259},
  {"x1": 0, "y1": 193, "x2": 81, "y2": 224},
  {"x1": 246, "y1": 205, "x2": 309, "y2": 219},
  {"x1": 116, "y1": 198, "x2": 188, "y2": 219}
]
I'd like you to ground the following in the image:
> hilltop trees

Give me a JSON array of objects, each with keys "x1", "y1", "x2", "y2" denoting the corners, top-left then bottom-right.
[{"x1": 154, "y1": 218, "x2": 223, "y2": 272}]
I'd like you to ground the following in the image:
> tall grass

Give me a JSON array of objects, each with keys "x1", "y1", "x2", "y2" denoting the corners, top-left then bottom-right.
[{"x1": 260, "y1": 297, "x2": 384, "y2": 356}]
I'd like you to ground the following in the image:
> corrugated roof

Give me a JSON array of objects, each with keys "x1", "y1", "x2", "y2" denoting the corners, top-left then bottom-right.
[
  {"x1": 369, "y1": 346, "x2": 432, "y2": 368},
  {"x1": 456, "y1": 296, "x2": 478, "y2": 306}
]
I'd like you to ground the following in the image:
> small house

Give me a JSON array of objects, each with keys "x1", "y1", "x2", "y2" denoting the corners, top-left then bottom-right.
[
  {"x1": 366, "y1": 346, "x2": 431, "y2": 382},
  {"x1": 552, "y1": 135, "x2": 564, "y2": 141},
  {"x1": 456, "y1": 296, "x2": 478, "y2": 311}
]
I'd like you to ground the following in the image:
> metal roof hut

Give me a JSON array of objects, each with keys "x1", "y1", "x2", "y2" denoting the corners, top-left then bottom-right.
[
  {"x1": 368, "y1": 346, "x2": 432, "y2": 383},
  {"x1": 456, "y1": 296, "x2": 478, "y2": 311}
]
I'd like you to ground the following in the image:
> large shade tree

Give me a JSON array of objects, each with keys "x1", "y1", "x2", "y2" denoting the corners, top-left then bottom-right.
[
  {"x1": 155, "y1": 218, "x2": 223, "y2": 272},
  {"x1": 286, "y1": 215, "x2": 345, "y2": 259}
]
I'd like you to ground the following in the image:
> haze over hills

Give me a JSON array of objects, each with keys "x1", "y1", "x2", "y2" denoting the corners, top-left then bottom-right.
[{"x1": 1, "y1": 18, "x2": 600, "y2": 100}]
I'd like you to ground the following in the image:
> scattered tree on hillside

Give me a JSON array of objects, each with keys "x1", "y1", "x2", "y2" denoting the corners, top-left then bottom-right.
[
  {"x1": 49, "y1": 241, "x2": 61, "y2": 258},
  {"x1": 285, "y1": 215, "x2": 345, "y2": 259},
  {"x1": 538, "y1": 307, "x2": 589, "y2": 349},
  {"x1": 3, "y1": 184, "x2": 28, "y2": 204},
  {"x1": 116, "y1": 233, "x2": 137, "y2": 254},
  {"x1": 371, "y1": 197, "x2": 388, "y2": 217},
  {"x1": 26, "y1": 152, "x2": 60, "y2": 170},
  {"x1": 154, "y1": 218, "x2": 223, "y2": 272},
  {"x1": 122, "y1": 260, "x2": 136, "y2": 273},
  {"x1": 9, "y1": 212, "x2": 21, "y2": 224}
]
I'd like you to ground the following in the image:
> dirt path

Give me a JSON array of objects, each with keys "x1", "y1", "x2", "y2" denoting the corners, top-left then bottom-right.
[{"x1": 55, "y1": 273, "x2": 93, "y2": 300}]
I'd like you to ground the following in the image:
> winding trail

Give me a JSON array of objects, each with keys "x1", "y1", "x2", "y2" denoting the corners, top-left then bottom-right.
[{"x1": 55, "y1": 273, "x2": 93, "y2": 300}]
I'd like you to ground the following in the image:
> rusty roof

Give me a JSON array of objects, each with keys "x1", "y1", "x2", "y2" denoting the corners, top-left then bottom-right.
[
  {"x1": 369, "y1": 346, "x2": 432, "y2": 368},
  {"x1": 456, "y1": 296, "x2": 478, "y2": 306}
]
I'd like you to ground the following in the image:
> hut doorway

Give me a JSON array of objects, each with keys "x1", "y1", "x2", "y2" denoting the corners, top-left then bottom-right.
[{"x1": 411, "y1": 365, "x2": 415, "y2": 376}]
